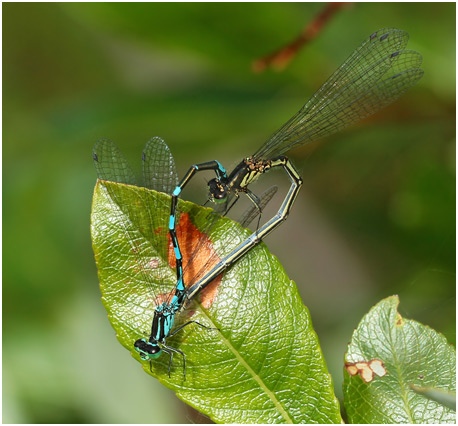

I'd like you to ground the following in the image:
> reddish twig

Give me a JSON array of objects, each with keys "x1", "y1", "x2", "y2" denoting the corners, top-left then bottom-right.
[{"x1": 252, "y1": 3, "x2": 351, "y2": 72}]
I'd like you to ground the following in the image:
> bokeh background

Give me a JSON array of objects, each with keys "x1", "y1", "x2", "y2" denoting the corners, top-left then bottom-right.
[{"x1": 3, "y1": 3, "x2": 455, "y2": 423}]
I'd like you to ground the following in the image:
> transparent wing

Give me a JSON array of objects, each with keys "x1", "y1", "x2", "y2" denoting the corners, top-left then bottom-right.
[
  {"x1": 211, "y1": 185, "x2": 278, "y2": 221},
  {"x1": 254, "y1": 28, "x2": 423, "y2": 160},
  {"x1": 239, "y1": 186, "x2": 278, "y2": 228},
  {"x1": 93, "y1": 139, "x2": 175, "y2": 335},
  {"x1": 93, "y1": 138, "x2": 137, "y2": 185},
  {"x1": 142, "y1": 136, "x2": 179, "y2": 193}
]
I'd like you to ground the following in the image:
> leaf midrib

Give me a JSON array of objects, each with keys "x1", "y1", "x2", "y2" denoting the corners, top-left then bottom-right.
[
  {"x1": 388, "y1": 311, "x2": 415, "y2": 423},
  {"x1": 197, "y1": 304, "x2": 294, "y2": 424}
]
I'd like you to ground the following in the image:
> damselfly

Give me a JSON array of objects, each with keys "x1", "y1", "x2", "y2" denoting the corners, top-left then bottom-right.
[
  {"x1": 169, "y1": 28, "x2": 423, "y2": 287},
  {"x1": 93, "y1": 138, "x2": 277, "y2": 378}
]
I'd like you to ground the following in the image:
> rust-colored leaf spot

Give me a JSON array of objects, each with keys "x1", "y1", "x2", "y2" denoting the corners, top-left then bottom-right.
[
  {"x1": 168, "y1": 213, "x2": 222, "y2": 308},
  {"x1": 345, "y1": 359, "x2": 387, "y2": 383},
  {"x1": 395, "y1": 312, "x2": 404, "y2": 326}
]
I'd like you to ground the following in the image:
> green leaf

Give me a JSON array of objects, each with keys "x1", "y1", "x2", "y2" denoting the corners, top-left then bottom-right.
[
  {"x1": 343, "y1": 295, "x2": 456, "y2": 423},
  {"x1": 91, "y1": 180, "x2": 341, "y2": 424}
]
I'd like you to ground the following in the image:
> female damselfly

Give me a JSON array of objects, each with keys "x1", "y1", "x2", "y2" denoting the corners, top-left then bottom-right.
[{"x1": 169, "y1": 28, "x2": 423, "y2": 293}]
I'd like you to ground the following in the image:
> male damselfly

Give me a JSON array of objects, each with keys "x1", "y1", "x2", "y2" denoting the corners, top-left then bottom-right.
[{"x1": 93, "y1": 138, "x2": 277, "y2": 378}]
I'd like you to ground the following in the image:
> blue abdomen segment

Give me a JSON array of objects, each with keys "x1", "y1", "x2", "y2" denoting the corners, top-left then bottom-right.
[
  {"x1": 215, "y1": 161, "x2": 228, "y2": 180},
  {"x1": 169, "y1": 214, "x2": 176, "y2": 230},
  {"x1": 176, "y1": 277, "x2": 185, "y2": 293},
  {"x1": 173, "y1": 244, "x2": 182, "y2": 261}
]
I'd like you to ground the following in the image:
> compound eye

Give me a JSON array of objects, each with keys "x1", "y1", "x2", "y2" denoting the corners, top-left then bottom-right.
[
  {"x1": 134, "y1": 338, "x2": 146, "y2": 350},
  {"x1": 149, "y1": 345, "x2": 161, "y2": 355},
  {"x1": 148, "y1": 346, "x2": 162, "y2": 359},
  {"x1": 134, "y1": 339, "x2": 162, "y2": 360}
]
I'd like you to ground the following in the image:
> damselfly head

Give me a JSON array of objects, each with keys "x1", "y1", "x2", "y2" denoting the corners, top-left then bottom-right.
[
  {"x1": 134, "y1": 338, "x2": 162, "y2": 360},
  {"x1": 208, "y1": 178, "x2": 228, "y2": 204}
]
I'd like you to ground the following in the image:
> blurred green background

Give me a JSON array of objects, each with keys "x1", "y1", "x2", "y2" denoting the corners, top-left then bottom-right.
[{"x1": 3, "y1": 3, "x2": 455, "y2": 423}]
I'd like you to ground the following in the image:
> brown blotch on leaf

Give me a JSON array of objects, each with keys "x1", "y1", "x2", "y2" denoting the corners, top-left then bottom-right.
[
  {"x1": 395, "y1": 312, "x2": 404, "y2": 326},
  {"x1": 345, "y1": 359, "x2": 387, "y2": 383},
  {"x1": 168, "y1": 213, "x2": 222, "y2": 309}
]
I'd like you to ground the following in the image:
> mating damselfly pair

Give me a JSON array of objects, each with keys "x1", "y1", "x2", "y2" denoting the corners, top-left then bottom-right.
[{"x1": 92, "y1": 28, "x2": 423, "y2": 379}]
